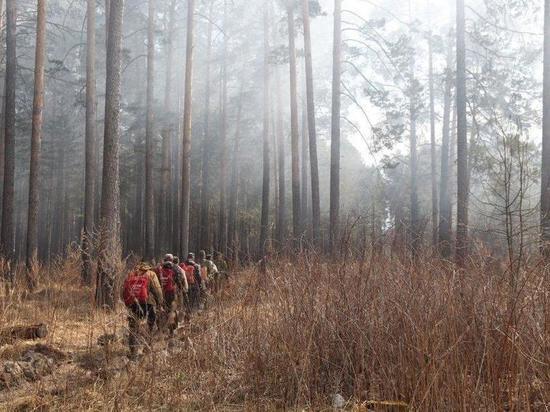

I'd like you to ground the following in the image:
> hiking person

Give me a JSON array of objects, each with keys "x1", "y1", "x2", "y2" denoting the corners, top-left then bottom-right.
[
  {"x1": 213, "y1": 251, "x2": 228, "y2": 276},
  {"x1": 122, "y1": 261, "x2": 164, "y2": 359},
  {"x1": 157, "y1": 254, "x2": 184, "y2": 335},
  {"x1": 173, "y1": 256, "x2": 189, "y2": 321},
  {"x1": 204, "y1": 253, "x2": 220, "y2": 294},
  {"x1": 198, "y1": 250, "x2": 217, "y2": 287},
  {"x1": 181, "y1": 253, "x2": 202, "y2": 312}
]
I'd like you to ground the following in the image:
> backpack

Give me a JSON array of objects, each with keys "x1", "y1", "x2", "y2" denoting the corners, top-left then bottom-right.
[
  {"x1": 181, "y1": 263, "x2": 196, "y2": 285},
  {"x1": 123, "y1": 272, "x2": 149, "y2": 306},
  {"x1": 159, "y1": 267, "x2": 176, "y2": 294}
]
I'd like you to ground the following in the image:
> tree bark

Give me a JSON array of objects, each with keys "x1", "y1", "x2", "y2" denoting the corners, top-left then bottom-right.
[
  {"x1": 275, "y1": 67, "x2": 286, "y2": 248},
  {"x1": 218, "y1": 0, "x2": 228, "y2": 256},
  {"x1": 96, "y1": 0, "x2": 124, "y2": 309},
  {"x1": 180, "y1": 0, "x2": 195, "y2": 257},
  {"x1": 287, "y1": 5, "x2": 301, "y2": 242},
  {"x1": 82, "y1": 0, "x2": 97, "y2": 284},
  {"x1": 329, "y1": 0, "x2": 342, "y2": 254},
  {"x1": 26, "y1": 0, "x2": 47, "y2": 283},
  {"x1": 0, "y1": 0, "x2": 5, "y2": 220},
  {"x1": 428, "y1": 29, "x2": 438, "y2": 248},
  {"x1": 541, "y1": 0, "x2": 550, "y2": 255},
  {"x1": 228, "y1": 88, "x2": 243, "y2": 260},
  {"x1": 259, "y1": 5, "x2": 270, "y2": 258},
  {"x1": 456, "y1": 0, "x2": 469, "y2": 266},
  {"x1": 144, "y1": 0, "x2": 155, "y2": 259},
  {"x1": 409, "y1": 2, "x2": 419, "y2": 258},
  {"x1": 301, "y1": 97, "x2": 308, "y2": 226},
  {"x1": 160, "y1": 0, "x2": 176, "y2": 253},
  {"x1": 438, "y1": 35, "x2": 453, "y2": 258},
  {"x1": 198, "y1": 2, "x2": 213, "y2": 251},
  {"x1": 301, "y1": 0, "x2": 321, "y2": 246},
  {"x1": 1, "y1": 0, "x2": 16, "y2": 269}
]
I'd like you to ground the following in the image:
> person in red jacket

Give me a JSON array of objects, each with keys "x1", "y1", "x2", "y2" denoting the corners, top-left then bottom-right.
[
  {"x1": 180, "y1": 253, "x2": 202, "y2": 313},
  {"x1": 122, "y1": 261, "x2": 163, "y2": 359},
  {"x1": 157, "y1": 254, "x2": 185, "y2": 335}
]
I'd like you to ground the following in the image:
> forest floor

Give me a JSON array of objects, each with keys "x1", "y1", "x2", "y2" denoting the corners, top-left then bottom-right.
[
  {"x1": 0, "y1": 260, "x2": 250, "y2": 411},
  {"x1": 0, "y1": 251, "x2": 549, "y2": 410}
]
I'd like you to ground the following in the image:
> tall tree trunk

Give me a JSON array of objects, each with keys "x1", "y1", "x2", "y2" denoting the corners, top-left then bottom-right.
[
  {"x1": 541, "y1": 0, "x2": 550, "y2": 255},
  {"x1": 300, "y1": 99, "x2": 308, "y2": 226},
  {"x1": 287, "y1": 5, "x2": 301, "y2": 242},
  {"x1": 259, "y1": 5, "x2": 270, "y2": 258},
  {"x1": 26, "y1": 0, "x2": 46, "y2": 283},
  {"x1": 96, "y1": 0, "x2": 124, "y2": 309},
  {"x1": 1, "y1": 0, "x2": 16, "y2": 270},
  {"x1": 228, "y1": 88, "x2": 243, "y2": 260},
  {"x1": 180, "y1": 0, "x2": 195, "y2": 257},
  {"x1": 456, "y1": 0, "x2": 469, "y2": 266},
  {"x1": 160, "y1": 0, "x2": 175, "y2": 253},
  {"x1": 428, "y1": 29, "x2": 438, "y2": 248},
  {"x1": 329, "y1": 0, "x2": 342, "y2": 254},
  {"x1": 0, "y1": 0, "x2": 5, "y2": 222},
  {"x1": 409, "y1": 2, "x2": 419, "y2": 257},
  {"x1": 82, "y1": 0, "x2": 97, "y2": 284},
  {"x1": 275, "y1": 67, "x2": 286, "y2": 248},
  {"x1": 409, "y1": 80, "x2": 419, "y2": 257},
  {"x1": 438, "y1": 36, "x2": 453, "y2": 258},
  {"x1": 218, "y1": 0, "x2": 228, "y2": 256},
  {"x1": 301, "y1": 0, "x2": 321, "y2": 246},
  {"x1": 144, "y1": 0, "x2": 155, "y2": 259},
  {"x1": 198, "y1": 2, "x2": 213, "y2": 251}
]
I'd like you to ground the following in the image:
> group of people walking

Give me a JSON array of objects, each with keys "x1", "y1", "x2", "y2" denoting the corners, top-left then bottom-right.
[{"x1": 121, "y1": 250, "x2": 228, "y2": 359}]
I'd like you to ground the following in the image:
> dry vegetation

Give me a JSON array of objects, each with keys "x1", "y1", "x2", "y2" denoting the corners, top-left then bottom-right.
[{"x1": 0, "y1": 249, "x2": 549, "y2": 410}]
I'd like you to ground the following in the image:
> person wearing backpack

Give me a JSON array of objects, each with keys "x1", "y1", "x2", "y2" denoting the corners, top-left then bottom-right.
[
  {"x1": 157, "y1": 254, "x2": 186, "y2": 335},
  {"x1": 122, "y1": 261, "x2": 164, "y2": 359},
  {"x1": 180, "y1": 253, "x2": 202, "y2": 313}
]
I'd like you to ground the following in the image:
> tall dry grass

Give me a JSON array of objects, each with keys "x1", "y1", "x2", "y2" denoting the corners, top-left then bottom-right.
[
  {"x1": 0, "y1": 249, "x2": 548, "y2": 410},
  {"x1": 166, "y1": 252, "x2": 549, "y2": 410}
]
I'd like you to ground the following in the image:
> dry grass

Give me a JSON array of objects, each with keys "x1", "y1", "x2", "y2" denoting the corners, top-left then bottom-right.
[{"x1": 0, "y1": 250, "x2": 549, "y2": 410}]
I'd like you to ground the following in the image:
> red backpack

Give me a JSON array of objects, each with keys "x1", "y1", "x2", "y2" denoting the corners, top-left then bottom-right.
[
  {"x1": 159, "y1": 266, "x2": 176, "y2": 294},
  {"x1": 181, "y1": 263, "x2": 196, "y2": 285},
  {"x1": 123, "y1": 272, "x2": 149, "y2": 306}
]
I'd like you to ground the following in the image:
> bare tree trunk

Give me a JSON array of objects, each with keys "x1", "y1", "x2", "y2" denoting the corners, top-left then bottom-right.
[
  {"x1": 275, "y1": 67, "x2": 286, "y2": 248},
  {"x1": 218, "y1": 0, "x2": 228, "y2": 256},
  {"x1": 287, "y1": 5, "x2": 301, "y2": 242},
  {"x1": 259, "y1": 5, "x2": 270, "y2": 258},
  {"x1": 1, "y1": 0, "x2": 16, "y2": 271},
  {"x1": 26, "y1": 0, "x2": 46, "y2": 285},
  {"x1": 409, "y1": 2, "x2": 419, "y2": 258},
  {"x1": 541, "y1": 0, "x2": 550, "y2": 255},
  {"x1": 82, "y1": 0, "x2": 97, "y2": 284},
  {"x1": 439, "y1": 36, "x2": 453, "y2": 258},
  {"x1": 301, "y1": 0, "x2": 321, "y2": 246},
  {"x1": 456, "y1": 0, "x2": 469, "y2": 267},
  {"x1": 301, "y1": 99, "x2": 308, "y2": 226},
  {"x1": 160, "y1": 0, "x2": 175, "y2": 253},
  {"x1": 96, "y1": 0, "x2": 124, "y2": 309},
  {"x1": 0, "y1": 0, "x2": 5, "y2": 221},
  {"x1": 199, "y1": 2, "x2": 213, "y2": 251},
  {"x1": 428, "y1": 28, "x2": 438, "y2": 248},
  {"x1": 329, "y1": 0, "x2": 342, "y2": 254},
  {"x1": 144, "y1": 0, "x2": 155, "y2": 259},
  {"x1": 180, "y1": 0, "x2": 195, "y2": 257},
  {"x1": 228, "y1": 88, "x2": 243, "y2": 260}
]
